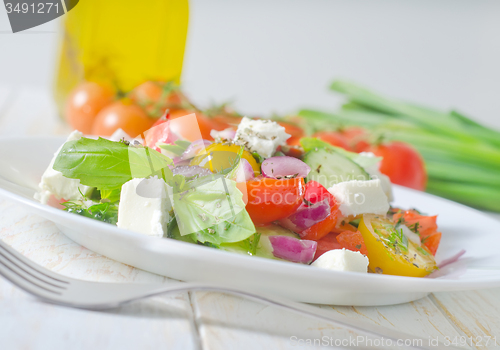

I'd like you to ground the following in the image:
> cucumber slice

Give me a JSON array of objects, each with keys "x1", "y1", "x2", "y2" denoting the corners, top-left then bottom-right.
[
  {"x1": 221, "y1": 225, "x2": 298, "y2": 260},
  {"x1": 303, "y1": 148, "x2": 369, "y2": 188}
]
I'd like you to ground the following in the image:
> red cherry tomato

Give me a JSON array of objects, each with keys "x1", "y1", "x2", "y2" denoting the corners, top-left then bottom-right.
[
  {"x1": 144, "y1": 115, "x2": 179, "y2": 151},
  {"x1": 246, "y1": 178, "x2": 305, "y2": 226},
  {"x1": 368, "y1": 142, "x2": 427, "y2": 191},
  {"x1": 65, "y1": 82, "x2": 114, "y2": 134},
  {"x1": 312, "y1": 131, "x2": 352, "y2": 151},
  {"x1": 278, "y1": 121, "x2": 305, "y2": 146},
  {"x1": 392, "y1": 209, "x2": 441, "y2": 255},
  {"x1": 167, "y1": 109, "x2": 229, "y2": 141},
  {"x1": 129, "y1": 81, "x2": 187, "y2": 117},
  {"x1": 312, "y1": 232, "x2": 342, "y2": 261},
  {"x1": 341, "y1": 127, "x2": 371, "y2": 152},
  {"x1": 297, "y1": 181, "x2": 340, "y2": 241},
  {"x1": 336, "y1": 230, "x2": 368, "y2": 255},
  {"x1": 92, "y1": 101, "x2": 154, "y2": 137}
]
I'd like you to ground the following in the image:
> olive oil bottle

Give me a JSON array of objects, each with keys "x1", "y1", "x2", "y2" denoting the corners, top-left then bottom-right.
[{"x1": 54, "y1": 0, "x2": 189, "y2": 116}]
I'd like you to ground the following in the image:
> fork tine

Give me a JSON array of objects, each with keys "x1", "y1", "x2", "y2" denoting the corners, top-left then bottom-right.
[
  {"x1": 0, "y1": 256, "x2": 64, "y2": 303},
  {"x1": 0, "y1": 240, "x2": 69, "y2": 285},
  {"x1": 0, "y1": 247, "x2": 67, "y2": 292},
  {"x1": 0, "y1": 249, "x2": 65, "y2": 294}
]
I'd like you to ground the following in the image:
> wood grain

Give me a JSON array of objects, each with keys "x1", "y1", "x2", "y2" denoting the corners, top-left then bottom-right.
[{"x1": 0, "y1": 199, "x2": 201, "y2": 350}]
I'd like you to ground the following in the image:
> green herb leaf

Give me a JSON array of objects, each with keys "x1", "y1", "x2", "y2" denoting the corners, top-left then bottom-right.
[
  {"x1": 53, "y1": 137, "x2": 173, "y2": 190},
  {"x1": 173, "y1": 175, "x2": 255, "y2": 245},
  {"x1": 62, "y1": 200, "x2": 118, "y2": 225}
]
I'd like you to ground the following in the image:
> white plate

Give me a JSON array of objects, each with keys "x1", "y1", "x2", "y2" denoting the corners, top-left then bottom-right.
[{"x1": 1, "y1": 136, "x2": 499, "y2": 306}]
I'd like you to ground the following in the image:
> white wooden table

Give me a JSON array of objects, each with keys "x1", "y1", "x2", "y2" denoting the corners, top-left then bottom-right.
[{"x1": 1, "y1": 86, "x2": 500, "y2": 350}]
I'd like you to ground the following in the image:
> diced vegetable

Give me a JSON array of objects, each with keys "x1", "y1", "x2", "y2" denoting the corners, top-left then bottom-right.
[
  {"x1": 302, "y1": 148, "x2": 369, "y2": 189},
  {"x1": 359, "y1": 214, "x2": 437, "y2": 277},
  {"x1": 245, "y1": 178, "x2": 305, "y2": 225},
  {"x1": 336, "y1": 230, "x2": 368, "y2": 255},
  {"x1": 261, "y1": 156, "x2": 311, "y2": 179},
  {"x1": 268, "y1": 236, "x2": 317, "y2": 264},
  {"x1": 313, "y1": 232, "x2": 342, "y2": 261}
]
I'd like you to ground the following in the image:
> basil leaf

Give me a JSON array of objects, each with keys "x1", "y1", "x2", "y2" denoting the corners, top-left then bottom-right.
[{"x1": 53, "y1": 137, "x2": 173, "y2": 190}]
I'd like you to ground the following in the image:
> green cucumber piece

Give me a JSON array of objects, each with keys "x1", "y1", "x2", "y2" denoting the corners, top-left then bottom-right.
[
  {"x1": 303, "y1": 148, "x2": 369, "y2": 188},
  {"x1": 221, "y1": 225, "x2": 298, "y2": 260}
]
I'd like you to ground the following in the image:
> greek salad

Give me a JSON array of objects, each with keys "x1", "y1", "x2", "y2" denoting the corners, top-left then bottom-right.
[{"x1": 36, "y1": 115, "x2": 443, "y2": 277}]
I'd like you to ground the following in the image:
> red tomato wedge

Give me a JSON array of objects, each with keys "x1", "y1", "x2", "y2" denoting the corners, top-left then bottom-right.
[
  {"x1": 392, "y1": 209, "x2": 441, "y2": 255},
  {"x1": 245, "y1": 178, "x2": 305, "y2": 226},
  {"x1": 296, "y1": 181, "x2": 340, "y2": 241},
  {"x1": 336, "y1": 230, "x2": 368, "y2": 255},
  {"x1": 312, "y1": 232, "x2": 341, "y2": 261}
]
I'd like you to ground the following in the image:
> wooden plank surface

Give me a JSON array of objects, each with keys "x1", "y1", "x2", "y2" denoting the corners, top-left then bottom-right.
[
  {"x1": 0, "y1": 86, "x2": 500, "y2": 350},
  {"x1": 0, "y1": 199, "x2": 201, "y2": 350}
]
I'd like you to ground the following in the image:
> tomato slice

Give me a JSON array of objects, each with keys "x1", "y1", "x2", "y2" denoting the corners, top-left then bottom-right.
[
  {"x1": 312, "y1": 232, "x2": 342, "y2": 261},
  {"x1": 336, "y1": 230, "x2": 368, "y2": 255},
  {"x1": 296, "y1": 181, "x2": 340, "y2": 241},
  {"x1": 245, "y1": 178, "x2": 305, "y2": 226},
  {"x1": 392, "y1": 209, "x2": 441, "y2": 255}
]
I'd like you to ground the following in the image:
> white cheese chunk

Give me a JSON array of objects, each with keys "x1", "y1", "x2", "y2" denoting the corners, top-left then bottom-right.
[
  {"x1": 358, "y1": 152, "x2": 393, "y2": 202},
  {"x1": 311, "y1": 248, "x2": 368, "y2": 273},
  {"x1": 233, "y1": 117, "x2": 290, "y2": 158},
  {"x1": 328, "y1": 179, "x2": 390, "y2": 217},
  {"x1": 35, "y1": 130, "x2": 94, "y2": 204},
  {"x1": 117, "y1": 177, "x2": 172, "y2": 238}
]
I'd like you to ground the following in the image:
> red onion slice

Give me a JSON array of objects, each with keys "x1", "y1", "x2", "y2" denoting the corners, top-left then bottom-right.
[
  {"x1": 269, "y1": 236, "x2": 317, "y2": 264},
  {"x1": 261, "y1": 156, "x2": 311, "y2": 179},
  {"x1": 286, "y1": 199, "x2": 330, "y2": 231},
  {"x1": 438, "y1": 249, "x2": 466, "y2": 269},
  {"x1": 235, "y1": 158, "x2": 255, "y2": 182},
  {"x1": 181, "y1": 139, "x2": 212, "y2": 160},
  {"x1": 172, "y1": 165, "x2": 212, "y2": 178}
]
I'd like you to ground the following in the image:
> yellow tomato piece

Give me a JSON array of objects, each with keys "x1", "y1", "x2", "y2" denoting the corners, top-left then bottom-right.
[
  {"x1": 189, "y1": 143, "x2": 260, "y2": 174},
  {"x1": 359, "y1": 214, "x2": 437, "y2": 277}
]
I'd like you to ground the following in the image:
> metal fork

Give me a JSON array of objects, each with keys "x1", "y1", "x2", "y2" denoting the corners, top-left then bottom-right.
[{"x1": 0, "y1": 239, "x2": 457, "y2": 350}]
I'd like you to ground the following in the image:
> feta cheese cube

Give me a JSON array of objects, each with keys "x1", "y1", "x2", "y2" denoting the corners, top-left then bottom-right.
[
  {"x1": 35, "y1": 130, "x2": 94, "y2": 204},
  {"x1": 117, "y1": 177, "x2": 172, "y2": 237},
  {"x1": 233, "y1": 117, "x2": 290, "y2": 158},
  {"x1": 328, "y1": 179, "x2": 390, "y2": 217},
  {"x1": 311, "y1": 248, "x2": 368, "y2": 273}
]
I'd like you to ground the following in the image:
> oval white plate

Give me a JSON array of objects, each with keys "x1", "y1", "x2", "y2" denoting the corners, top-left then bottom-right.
[{"x1": 0, "y1": 136, "x2": 499, "y2": 306}]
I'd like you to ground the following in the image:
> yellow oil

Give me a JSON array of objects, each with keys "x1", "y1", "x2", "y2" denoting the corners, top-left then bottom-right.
[{"x1": 54, "y1": 0, "x2": 189, "y2": 116}]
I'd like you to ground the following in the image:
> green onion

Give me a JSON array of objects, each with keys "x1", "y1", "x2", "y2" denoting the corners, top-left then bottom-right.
[{"x1": 298, "y1": 80, "x2": 500, "y2": 212}]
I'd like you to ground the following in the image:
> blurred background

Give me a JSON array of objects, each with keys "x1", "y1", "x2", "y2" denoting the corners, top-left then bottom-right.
[{"x1": 1, "y1": 0, "x2": 499, "y2": 129}]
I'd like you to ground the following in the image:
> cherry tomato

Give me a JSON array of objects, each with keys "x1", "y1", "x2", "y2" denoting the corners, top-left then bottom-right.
[
  {"x1": 129, "y1": 81, "x2": 187, "y2": 117},
  {"x1": 368, "y1": 142, "x2": 427, "y2": 191},
  {"x1": 297, "y1": 181, "x2": 340, "y2": 241},
  {"x1": 312, "y1": 232, "x2": 342, "y2": 261},
  {"x1": 144, "y1": 116, "x2": 178, "y2": 152},
  {"x1": 312, "y1": 131, "x2": 352, "y2": 151},
  {"x1": 166, "y1": 109, "x2": 227, "y2": 141},
  {"x1": 341, "y1": 127, "x2": 371, "y2": 152},
  {"x1": 278, "y1": 121, "x2": 305, "y2": 146},
  {"x1": 330, "y1": 222, "x2": 358, "y2": 234},
  {"x1": 392, "y1": 209, "x2": 441, "y2": 255},
  {"x1": 246, "y1": 178, "x2": 305, "y2": 226},
  {"x1": 65, "y1": 82, "x2": 114, "y2": 134},
  {"x1": 92, "y1": 101, "x2": 154, "y2": 137},
  {"x1": 336, "y1": 230, "x2": 368, "y2": 255},
  {"x1": 277, "y1": 181, "x2": 340, "y2": 241}
]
